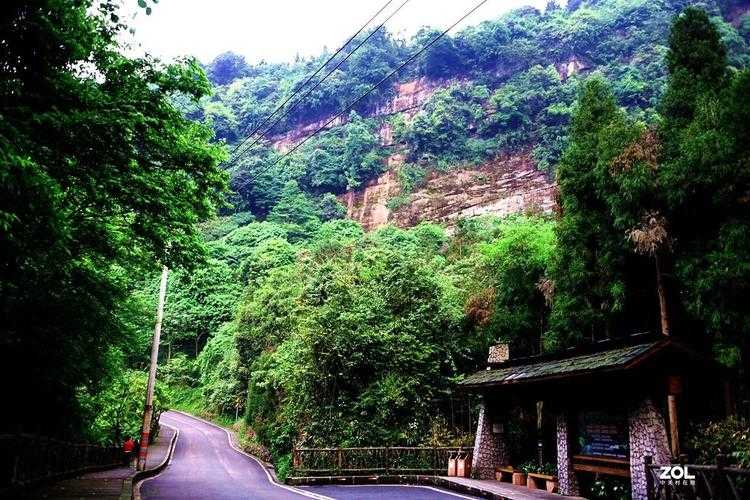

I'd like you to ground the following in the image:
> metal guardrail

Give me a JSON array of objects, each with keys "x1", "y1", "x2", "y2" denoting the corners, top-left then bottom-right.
[
  {"x1": 645, "y1": 455, "x2": 750, "y2": 500},
  {"x1": 0, "y1": 434, "x2": 121, "y2": 490},
  {"x1": 291, "y1": 446, "x2": 471, "y2": 477}
]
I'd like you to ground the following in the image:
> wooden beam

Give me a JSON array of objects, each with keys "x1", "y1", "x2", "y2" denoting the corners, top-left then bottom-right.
[{"x1": 667, "y1": 375, "x2": 682, "y2": 458}]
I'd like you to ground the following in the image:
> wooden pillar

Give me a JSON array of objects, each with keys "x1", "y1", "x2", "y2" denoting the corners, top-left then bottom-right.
[
  {"x1": 667, "y1": 375, "x2": 682, "y2": 458},
  {"x1": 536, "y1": 400, "x2": 544, "y2": 466}
]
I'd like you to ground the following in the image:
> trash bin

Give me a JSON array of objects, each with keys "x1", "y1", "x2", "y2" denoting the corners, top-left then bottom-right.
[
  {"x1": 456, "y1": 451, "x2": 472, "y2": 477},
  {"x1": 447, "y1": 451, "x2": 457, "y2": 476}
]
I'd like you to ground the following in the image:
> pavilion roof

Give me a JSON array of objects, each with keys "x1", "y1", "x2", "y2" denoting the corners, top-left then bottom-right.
[{"x1": 459, "y1": 340, "x2": 669, "y2": 389}]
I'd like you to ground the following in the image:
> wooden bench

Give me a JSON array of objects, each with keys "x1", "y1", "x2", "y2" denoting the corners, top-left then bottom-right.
[
  {"x1": 526, "y1": 472, "x2": 559, "y2": 493},
  {"x1": 494, "y1": 465, "x2": 514, "y2": 482},
  {"x1": 572, "y1": 454, "x2": 630, "y2": 477}
]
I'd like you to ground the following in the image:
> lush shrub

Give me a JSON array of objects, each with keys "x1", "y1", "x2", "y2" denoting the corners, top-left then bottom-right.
[
  {"x1": 688, "y1": 416, "x2": 750, "y2": 467},
  {"x1": 587, "y1": 476, "x2": 631, "y2": 500},
  {"x1": 160, "y1": 353, "x2": 198, "y2": 388},
  {"x1": 80, "y1": 370, "x2": 169, "y2": 445}
]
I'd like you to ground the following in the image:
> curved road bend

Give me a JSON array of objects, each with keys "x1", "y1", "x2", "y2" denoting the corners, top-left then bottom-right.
[
  {"x1": 140, "y1": 411, "x2": 321, "y2": 500},
  {"x1": 140, "y1": 411, "x2": 479, "y2": 500}
]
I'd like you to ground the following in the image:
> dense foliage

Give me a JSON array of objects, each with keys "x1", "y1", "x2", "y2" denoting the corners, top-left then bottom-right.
[
  {"x1": 548, "y1": 7, "x2": 750, "y2": 383},
  {"x1": 687, "y1": 416, "x2": 750, "y2": 467},
  {"x1": 3, "y1": 1, "x2": 749, "y2": 483},
  {"x1": 0, "y1": 0, "x2": 226, "y2": 439},
  {"x1": 161, "y1": 212, "x2": 556, "y2": 475}
]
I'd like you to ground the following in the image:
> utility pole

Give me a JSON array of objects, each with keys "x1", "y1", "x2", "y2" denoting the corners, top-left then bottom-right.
[{"x1": 137, "y1": 266, "x2": 169, "y2": 471}]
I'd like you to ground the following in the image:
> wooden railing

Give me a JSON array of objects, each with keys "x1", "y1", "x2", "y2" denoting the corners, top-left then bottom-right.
[
  {"x1": 291, "y1": 446, "x2": 471, "y2": 477},
  {"x1": 645, "y1": 455, "x2": 750, "y2": 500},
  {"x1": 0, "y1": 434, "x2": 122, "y2": 491}
]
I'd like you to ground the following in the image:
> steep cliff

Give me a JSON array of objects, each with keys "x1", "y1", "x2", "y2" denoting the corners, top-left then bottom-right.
[
  {"x1": 271, "y1": 77, "x2": 560, "y2": 230},
  {"x1": 339, "y1": 151, "x2": 557, "y2": 230}
]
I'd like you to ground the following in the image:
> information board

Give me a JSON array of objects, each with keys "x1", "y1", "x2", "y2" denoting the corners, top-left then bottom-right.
[{"x1": 575, "y1": 410, "x2": 629, "y2": 458}]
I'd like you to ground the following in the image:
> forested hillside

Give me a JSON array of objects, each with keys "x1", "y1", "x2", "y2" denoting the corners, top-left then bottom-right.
[
  {"x1": 195, "y1": 0, "x2": 750, "y2": 226},
  {"x1": 152, "y1": 0, "x2": 750, "y2": 481},
  {"x1": 2, "y1": 0, "x2": 749, "y2": 494}
]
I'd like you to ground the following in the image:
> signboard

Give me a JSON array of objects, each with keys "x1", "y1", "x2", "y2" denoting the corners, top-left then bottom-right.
[{"x1": 576, "y1": 410, "x2": 629, "y2": 458}]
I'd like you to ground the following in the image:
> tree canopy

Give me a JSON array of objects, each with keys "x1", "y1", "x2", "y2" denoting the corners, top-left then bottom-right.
[{"x1": 0, "y1": 0, "x2": 226, "y2": 437}]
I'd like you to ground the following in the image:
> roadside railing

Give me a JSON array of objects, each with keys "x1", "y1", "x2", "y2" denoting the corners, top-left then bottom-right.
[
  {"x1": 291, "y1": 446, "x2": 471, "y2": 477},
  {"x1": 0, "y1": 434, "x2": 121, "y2": 491},
  {"x1": 645, "y1": 455, "x2": 750, "y2": 500}
]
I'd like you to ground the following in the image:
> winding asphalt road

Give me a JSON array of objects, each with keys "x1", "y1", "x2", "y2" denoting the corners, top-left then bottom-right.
[{"x1": 139, "y1": 411, "x2": 478, "y2": 500}]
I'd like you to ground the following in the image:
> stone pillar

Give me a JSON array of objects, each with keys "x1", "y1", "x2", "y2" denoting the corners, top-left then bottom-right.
[
  {"x1": 556, "y1": 412, "x2": 580, "y2": 496},
  {"x1": 471, "y1": 398, "x2": 507, "y2": 479},
  {"x1": 629, "y1": 399, "x2": 671, "y2": 500}
]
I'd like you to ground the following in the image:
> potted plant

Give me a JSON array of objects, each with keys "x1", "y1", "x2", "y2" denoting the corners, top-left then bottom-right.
[
  {"x1": 520, "y1": 461, "x2": 558, "y2": 492},
  {"x1": 511, "y1": 469, "x2": 527, "y2": 486}
]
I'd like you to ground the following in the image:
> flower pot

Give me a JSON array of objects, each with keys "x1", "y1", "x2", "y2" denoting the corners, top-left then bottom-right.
[
  {"x1": 512, "y1": 472, "x2": 526, "y2": 486},
  {"x1": 447, "y1": 454, "x2": 457, "y2": 477},
  {"x1": 546, "y1": 480, "x2": 559, "y2": 493},
  {"x1": 527, "y1": 475, "x2": 542, "y2": 489}
]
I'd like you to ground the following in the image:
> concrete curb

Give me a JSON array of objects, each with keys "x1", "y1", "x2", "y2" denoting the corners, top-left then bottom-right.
[
  {"x1": 286, "y1": 475, "x2": 508, "y2": 500},
  {"x1": 126, "y1": 423, "x2": 179, "y2": 500},
  {"x1": 169, "y1": 410, "x2": 332, "y2": 500}
]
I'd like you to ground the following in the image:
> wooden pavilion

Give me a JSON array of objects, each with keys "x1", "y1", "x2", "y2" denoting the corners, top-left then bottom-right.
[{"x1": 459, "y1": 334, "x2": 729, "y2": 500}]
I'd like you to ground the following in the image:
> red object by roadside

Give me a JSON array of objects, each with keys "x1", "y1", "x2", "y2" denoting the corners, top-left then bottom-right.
[{"x1": 123, "y1": 438, "x2": 135, "y2": 453}]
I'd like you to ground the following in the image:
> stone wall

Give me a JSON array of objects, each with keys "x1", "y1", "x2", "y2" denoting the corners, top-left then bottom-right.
[
  {"x1": 556, "y1": 413, "x2": 580, "y2": 496},
  {"x1": 471, "y1": 399, "x2": 507, "y2": 480},
  {"x1": 629, "y1": 398, "x2": 671, "y2": 500}
]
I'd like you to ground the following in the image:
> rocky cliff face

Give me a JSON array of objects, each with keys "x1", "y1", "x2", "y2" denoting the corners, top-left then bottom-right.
[
  {"x1": 272, "y1": 77, "x2": 560, "y2": 230},
  {"x1": 271, "y1": 77, "x2": 447, "y2": 152},
  {"x1": 340, "y1": 152, "x2": 557, "y2": 230}
]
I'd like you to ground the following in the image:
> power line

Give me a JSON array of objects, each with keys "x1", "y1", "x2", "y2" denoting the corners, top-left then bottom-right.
[
  {"x1": 223, "y1": 0, "x2": 395, "y2": 167},
  {"x1": 247, "y1": 0, "x2": 490, "y2": 183},
  {"x1": 228, "y1": 0, "x2": 413, "y2": 166}
]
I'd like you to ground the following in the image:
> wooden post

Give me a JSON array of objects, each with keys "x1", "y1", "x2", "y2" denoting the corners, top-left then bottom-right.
[
  {"x1": 537, "y1": 400, "x2": 544, "y2": 466},
  {"x1": 667, "y1": 375, "x2": 682, "y2": 458},
  {"x1": 337, "y1": 447, "x2": 342, "y2": 475},
  {"x1": 385, "y1": 446, "x2": 390, "y2": 475},
  {"x1": 716, "y1": 454, "x2": 726, "y2": 499}
]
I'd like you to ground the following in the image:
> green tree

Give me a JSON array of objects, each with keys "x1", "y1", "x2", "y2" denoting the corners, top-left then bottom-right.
[
  {"x1": 0, "y1": 0, "x2": 226, "y2": 436},
  {"x1": 162, "y1": 258, "x2": 242, "y2": 357},
  {"x1": 656, "y1": 8, "x2": 750, "y2": 377},
  {"x1": 549, "y1": 76, "x2": 630, "y2": 348},
  {"x1": 473, "y1": 216, "x2": 556, "y2": 355},
  {"x1": 267, "y1": 180, "x2": 322, "y2": 229}
]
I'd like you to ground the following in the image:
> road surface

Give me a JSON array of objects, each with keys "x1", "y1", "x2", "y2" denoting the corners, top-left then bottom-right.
[{"x1": 139, "y1": 411, "x2": 478, "y2": 500}]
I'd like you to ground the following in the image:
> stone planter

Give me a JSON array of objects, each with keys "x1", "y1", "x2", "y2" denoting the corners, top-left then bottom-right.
[
  {"x1": 527, "y1": 475, "x2": 542, "y2": 489},
  {"x1": 512, "y1": 472, "x2": 526, "y2": 486},
  {"x1": 546, "y1": 480, "x2": 559, "y2": 493}
]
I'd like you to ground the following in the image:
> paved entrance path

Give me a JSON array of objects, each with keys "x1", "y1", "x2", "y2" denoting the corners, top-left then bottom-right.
[
  {"x1": 139, "y1": 412, "x2": 321, "y2": 500},
  {"x1": 140, "y1": 412, "x2": 479, "y2": 500}
]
